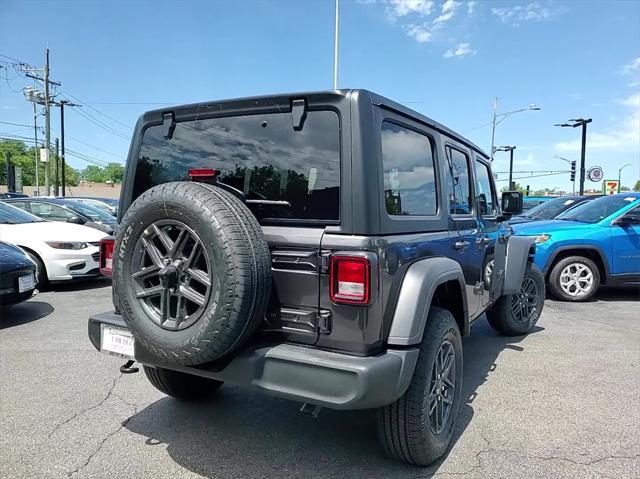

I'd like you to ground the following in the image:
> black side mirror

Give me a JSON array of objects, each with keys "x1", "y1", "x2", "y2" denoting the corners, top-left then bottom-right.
[
  {"x1": 68, "y1": 216, "x2": 86, "y2": 225},
  {"x1": 501, "y1": 191, "x2": 523, "y2": 215}
]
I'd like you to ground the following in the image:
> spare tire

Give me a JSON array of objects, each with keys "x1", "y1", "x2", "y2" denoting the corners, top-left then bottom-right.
[{"x1": 114, "y1": 181, "x2": 271, "y2": 365}]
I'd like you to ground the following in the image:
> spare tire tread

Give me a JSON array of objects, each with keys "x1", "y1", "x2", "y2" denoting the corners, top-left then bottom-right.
[{"x1": 116, "y1": 181, "x2": 271, "y2": 365}]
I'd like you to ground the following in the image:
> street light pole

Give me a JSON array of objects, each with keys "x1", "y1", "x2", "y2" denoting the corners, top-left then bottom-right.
[
  {"x1": 496, "y1": 146, "x2": 516, "y2": 189},
  {"x1": 489, "y1": 100, "x2": 540, "y2": 161},
  {"x1": 555, "y1": 118, "x2": 592, "y2": 195},
  {"x1": 618, "y1": 163, "x2": 631, "y2": 193}
]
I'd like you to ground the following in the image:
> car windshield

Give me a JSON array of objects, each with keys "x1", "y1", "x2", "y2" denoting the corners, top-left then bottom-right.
[
  {"x1": 62, "y1": 201, "x2": 116, "y2": 222},
  {"x1": 523, "y1": 197, "x2": 582, "y2": 219},
  {"x1": 556, "y1": 195, "x2": 638, "y2": 223},
  {"x1": 0, "y1": 202, "x2": 44, "y2": 224}
]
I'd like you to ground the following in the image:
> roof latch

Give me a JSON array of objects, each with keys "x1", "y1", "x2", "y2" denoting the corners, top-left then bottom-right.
[
  {"x1": 162, "y1": 112, "x2": 176, "y2": 140},
  {"x1": 291, "y1": 98, "x2": 307, "y2": 131}
]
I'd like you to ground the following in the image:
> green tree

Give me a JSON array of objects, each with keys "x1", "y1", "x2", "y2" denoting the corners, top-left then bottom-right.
[
  {"x1": 81, "y1": 165, "x2": 107, "y2": 182},
  {"x1": 501, "y1": 182, "x2": 526, "y2": 194},
  {"x1": 1, "y1": 139, "x2": 81, "y2": 189},
  {"x1": 634, "y1": 180, "x2": 640, "y2": 192},
  {"x1": 103, "y1": 162, "x2": 125, "y2": 183}
]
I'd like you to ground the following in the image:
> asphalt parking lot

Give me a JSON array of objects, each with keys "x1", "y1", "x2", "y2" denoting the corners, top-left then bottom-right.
[{"x1": 0, "y1": 281, "x2": 638, "y2": 479}]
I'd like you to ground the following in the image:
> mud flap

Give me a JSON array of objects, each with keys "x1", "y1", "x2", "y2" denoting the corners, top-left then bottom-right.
[{"x1": 490, "y1": 235, "x2": 535, "y2": 301}]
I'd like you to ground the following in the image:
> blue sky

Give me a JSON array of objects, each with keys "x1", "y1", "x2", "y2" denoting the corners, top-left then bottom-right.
[{"x1": 1, "y1": 0, "x2": 638, "y2": 191}]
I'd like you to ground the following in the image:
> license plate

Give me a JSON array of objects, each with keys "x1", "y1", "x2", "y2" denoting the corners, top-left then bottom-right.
[
  {"x1": 101, "y1": 325, "x2": 135, "y2": 359},
  {"x1": 18, "y1": 274, "x2": 35, "y2": 293}
]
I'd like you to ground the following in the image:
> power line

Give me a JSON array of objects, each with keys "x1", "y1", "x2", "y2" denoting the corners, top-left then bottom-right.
[
  {"x1": 0, "y1": 133, "x2": 110, "y2": 167},
  {"x1": 70, "y1": 106, "x2": 130, "y2": 140},
  {"x1": 59, "y1": 89, "x2": 133, "y2": 130}
]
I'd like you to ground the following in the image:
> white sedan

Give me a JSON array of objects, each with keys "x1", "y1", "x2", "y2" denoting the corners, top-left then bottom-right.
[{"x1": 0, "y1": 202, "x2": 108, "y2": 288}]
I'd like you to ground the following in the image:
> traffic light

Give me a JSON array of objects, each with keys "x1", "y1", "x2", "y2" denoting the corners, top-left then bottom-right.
[{"x1": 570, "y1": 161, "x2": 576, "y2": 182}]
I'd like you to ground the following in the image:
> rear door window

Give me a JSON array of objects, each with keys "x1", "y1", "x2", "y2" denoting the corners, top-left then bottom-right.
[
  {"x1": 381, "y1": 122, "x2": 437, "y2": 216},
  {"x1": 475, "y1": 159, "x2": 497, "y2": 216},
  {"x1": 446, "y1": 147, "x2": 472, "y2": 215},
  {"x1": 134, "y1": 110, "x2": 341, "y2": 224}
]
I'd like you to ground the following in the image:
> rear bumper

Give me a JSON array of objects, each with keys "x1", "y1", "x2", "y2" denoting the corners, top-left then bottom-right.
[{"x1": 88, "y1": 311, "x2": 419, "y2": 410}]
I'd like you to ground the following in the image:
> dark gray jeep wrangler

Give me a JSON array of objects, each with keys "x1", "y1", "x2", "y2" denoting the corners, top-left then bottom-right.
[{"x1": 89, "y1": 89, "x2": 545, "y2": 466}]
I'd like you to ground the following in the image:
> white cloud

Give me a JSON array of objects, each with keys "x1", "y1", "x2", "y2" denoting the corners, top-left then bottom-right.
[
  {"x1": 444, "y1": 42, "x2": 476, "y2": 58},
  {"x1": 433, "y1": 0, "x2": 460, "y2": 24},
  {"x1": 492, "y1": 2, "x2": 565, "y2": 25},
  {"x1": 467, "y1": 1, "x2": 475, "y2": 14},
  {"x1": 387, "y1": 0, "x2": 434, "y2": 18},
  {"x1": 619, "y1": 92, "x2": 640, "y2": 108},
  {"x1": 621, "y1": 57, "x2": 640, "y2": 75},
  {"x1": 406, "y1": 24, "x2": 433, "y2": 42}
]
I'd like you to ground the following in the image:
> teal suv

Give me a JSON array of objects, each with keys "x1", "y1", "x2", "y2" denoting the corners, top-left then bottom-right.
[{"x1": 513, "y1": 193, "x2": 640, "y2": 301}]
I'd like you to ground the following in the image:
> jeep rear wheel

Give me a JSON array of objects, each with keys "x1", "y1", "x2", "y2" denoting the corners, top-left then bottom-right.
[
  {"x1": 143, "y1": 366, "x2": 223, "y2": 400},
  {"x1": 115, "y1": 182, "x2": 271, "y2": 366},
  {"x1": 486, "y1": 262, "x2": 545, "y2": 336},
  {"x1": 548, "y1": 256, "x2": 600, "y2": 302},
  {"x1": 376, "y1": 307, "x2": 463, "y2": 466}
]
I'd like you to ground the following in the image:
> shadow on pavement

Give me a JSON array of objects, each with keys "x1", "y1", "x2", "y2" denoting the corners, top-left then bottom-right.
[
  {"x1": 124, "y1": 317, "x2": 541, "y2": 478},
  {"x1": 45, "y1": 276, "x2": 111, "y2": 292},
  {"x1": 0, "y1": 300, "x2": 55, "y2": 329}
]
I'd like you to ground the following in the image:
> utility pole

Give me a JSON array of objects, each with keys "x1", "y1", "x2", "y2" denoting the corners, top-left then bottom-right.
[
  {"x1": 44, "y1": 48, "x2": 51, "y2": 196},
  {"x1": 32, "y1": 102, "x2": 40, "y2": 196},
  {"x1": 555, "y1": 118, "x2": 592, "y2": 195},
  {"x1": 55, "y1": 99, "x2": 80, "y2": 197},
  {"x1": 60, "y1": 101, "x2": 66, "y2": 196},
  {"x1": 333, "y1": 0, "x2": 339, "y2": 89},
  {"x1": 19, "y1": 48, "x2": 60, "y2": 196},
  {"x1": 54, "y1": 137, "x2": 60, "y2": 196},
  {"x1": 4, "y1": 151, "x2": 11, "y2": 192}
]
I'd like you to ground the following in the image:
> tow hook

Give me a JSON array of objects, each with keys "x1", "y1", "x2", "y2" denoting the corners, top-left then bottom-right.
[
  {"x1": 120, "y1": 360, "x2": 139, "y2": 374},
  {"x1": 299, "y1": 402, "x2": 322, "y2": 418}
]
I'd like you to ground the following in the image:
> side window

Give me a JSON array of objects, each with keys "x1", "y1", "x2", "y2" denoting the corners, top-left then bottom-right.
[
  {"x1": 381, "y1": 121, "x2": 437, "y2": 216},
  {"x1": 475, "y1": 159, "x2": 497, "y2": 216},
  {"x1": 621, "y1": 205, "x2": 640, "y2": 223},
  {"x1": 446, "y1": 147, "x2": 472, "y2": 215},
  {"x1": 30, "y1": 203, "x2": 74, "y2": 220},
  {"x1": 8, "y1": 202, "x2": 29, "y2": 212}
]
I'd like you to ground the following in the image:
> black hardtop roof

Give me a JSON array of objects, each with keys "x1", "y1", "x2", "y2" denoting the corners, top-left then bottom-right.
[{"x1": 143, "y1": 89, "x2": 489, "y2": 159}]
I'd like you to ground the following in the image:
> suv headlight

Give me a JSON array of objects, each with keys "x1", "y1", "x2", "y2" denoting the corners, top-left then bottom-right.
[
  {"x1": 526, "y1": 234, "x2": 551, "y2": 244},
  {"x1": 45, "y1": 241, "x2": 89, "y2": 250}
]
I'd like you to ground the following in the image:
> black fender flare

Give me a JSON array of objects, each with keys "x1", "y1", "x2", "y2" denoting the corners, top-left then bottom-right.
[
  {"x1": 387, "y1": 257, "x2": 468, "y2": 346},
  {"x1": 491, "y1": 235, "x2": 535, "y2": 300}
]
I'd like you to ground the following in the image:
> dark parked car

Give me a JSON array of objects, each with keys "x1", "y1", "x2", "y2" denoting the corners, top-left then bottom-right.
[
  {"x1": 522, "y1": 195, "x2": 557, "y2": 212},
  {"x1": 0, "y1": 192, "x2": 29, "y2": 199},
  {"x1": 67, "y1": 197, "x2": 118, "y2": 216},
  {"x1": 0, "y1": 241, "x2": 37, "y2": 306},
  {"x1": 3, "y1": 198, "x2": 116, "y2": 234},
  {"x1": 509, "y1": 195, "x2": 601, "y2": 225},
  {"x1": 88, "y1": 89, "x2": 544, "y2": 466}
]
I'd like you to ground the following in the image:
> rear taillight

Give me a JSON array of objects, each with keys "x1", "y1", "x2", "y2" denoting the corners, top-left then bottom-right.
[
  {"x1": 99, "y1": 238, "x2": 115, "y2": 276},
  {"x1": 330, "y1": 255, "x2": 371, "y2": 305}
]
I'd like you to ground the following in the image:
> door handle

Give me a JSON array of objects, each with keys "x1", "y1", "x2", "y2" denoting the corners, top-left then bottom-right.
[
  {"x1": 453, "y1": 241, "x2": 470, "y2": 250},
  {"x1": 475, "y1": 236, "x2": 491, "y2": 246}
]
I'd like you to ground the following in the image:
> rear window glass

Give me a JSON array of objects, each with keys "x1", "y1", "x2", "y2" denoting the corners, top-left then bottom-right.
[{"x1": 133, "y1": 110, "x2": 340, "y2": 223}]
